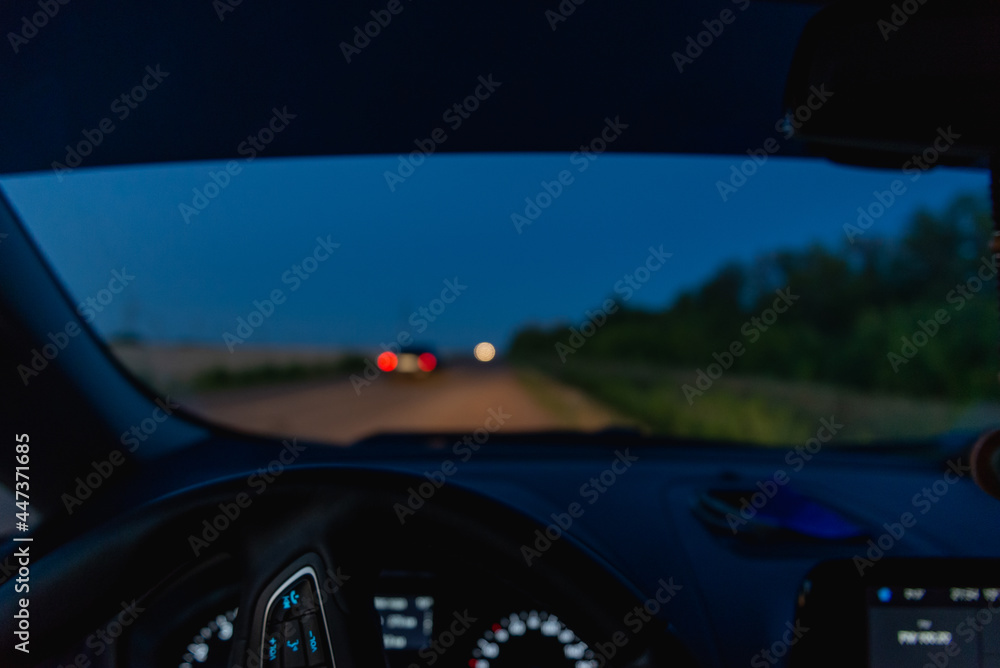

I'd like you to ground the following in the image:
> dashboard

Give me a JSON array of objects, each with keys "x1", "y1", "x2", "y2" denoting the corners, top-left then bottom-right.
[
  {"x1": 125, "y1": 556, "x2": 1000, "y2": 668},
  {"x1": 125, "y1": 547, "x2": 626, "y2": 668},
  {"x1": 94, "y1": 459, "x2": 699, "y2": 668},
  {"x1": 6, "y1": 440, "x2": 1000, "y2": 668}
]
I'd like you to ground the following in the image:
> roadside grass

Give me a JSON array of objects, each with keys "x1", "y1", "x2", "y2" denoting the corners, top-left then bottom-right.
[
  {"x1": 514, "y1": 357, "x2": 970, "y2": 445},
  {"x1": 191, "y1": 355, "x2": 368, "y2": 391},
  {"x1": 514, "y1": 367, "x2": 641, "y2": 431}
]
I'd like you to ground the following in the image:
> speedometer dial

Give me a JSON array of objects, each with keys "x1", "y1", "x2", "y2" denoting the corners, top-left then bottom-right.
[
  {"x1": 469, "y1": 610, "x2": 598, "y2": 668},
  {"x1": 178, "y1": 607, "x2": 238, "y2": 668}
]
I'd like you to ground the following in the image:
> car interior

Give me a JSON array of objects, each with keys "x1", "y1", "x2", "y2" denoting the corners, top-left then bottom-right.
[{"x1": 2, "y1": 1, "x2": 1000, "y2": 667}]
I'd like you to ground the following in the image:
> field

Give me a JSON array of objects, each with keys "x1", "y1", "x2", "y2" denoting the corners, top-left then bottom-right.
[{"x1": 514, "y1": 358, "x2": 998, "y2": 446}]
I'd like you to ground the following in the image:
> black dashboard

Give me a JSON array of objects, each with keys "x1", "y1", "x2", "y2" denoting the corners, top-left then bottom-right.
[
  {"x1": 133, "y1": 553, "x2": 678, "y2": 668},
  {"x1": 123, "y1": 559, "x2": 644, "y2": 668},
  {"x1": 15, "y1": 436, "x2": 998, "y2": 668},
  {"x1": 123, "y1": 556, "x2": 625, "y2": 668}
]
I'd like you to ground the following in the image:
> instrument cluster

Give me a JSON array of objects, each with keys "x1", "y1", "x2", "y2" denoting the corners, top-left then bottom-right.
[{"x1": 374, "y1": 570, "x2": 601, "y2": 668}]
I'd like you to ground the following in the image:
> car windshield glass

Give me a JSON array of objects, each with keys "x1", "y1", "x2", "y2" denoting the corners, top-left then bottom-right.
[{"x1": 1, "y1": 153, "x2": 995, "y2": 447}]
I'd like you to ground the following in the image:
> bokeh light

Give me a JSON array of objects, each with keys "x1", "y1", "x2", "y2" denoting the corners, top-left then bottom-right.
[{"x1": 474, "y1": 342, "x2": 496, "y2": 362}]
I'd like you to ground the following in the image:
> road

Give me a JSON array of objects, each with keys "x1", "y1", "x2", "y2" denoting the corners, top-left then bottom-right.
[{"x1": 180, "y1": 365, "x2": 627, "y2": 444}]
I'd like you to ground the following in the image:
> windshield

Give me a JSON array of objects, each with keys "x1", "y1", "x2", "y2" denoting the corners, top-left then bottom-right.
[{"x1": 2, "y1": 154, "x2": 995, "y2": 447}]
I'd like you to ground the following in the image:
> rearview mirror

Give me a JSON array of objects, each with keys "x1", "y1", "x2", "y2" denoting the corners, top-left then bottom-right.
[{"x1": 783, "y1": 0, "x2": 1000, "y2": 167}]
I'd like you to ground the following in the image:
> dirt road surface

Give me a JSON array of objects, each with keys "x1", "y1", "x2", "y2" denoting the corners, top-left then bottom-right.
[{"x1": 180, "y1": 365, "x2": 627, "y2": 444}]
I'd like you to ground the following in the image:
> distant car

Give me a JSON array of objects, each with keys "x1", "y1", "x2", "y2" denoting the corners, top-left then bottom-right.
[{"x1": 377, "y1": 346, "x2": 438, "y2": 375}]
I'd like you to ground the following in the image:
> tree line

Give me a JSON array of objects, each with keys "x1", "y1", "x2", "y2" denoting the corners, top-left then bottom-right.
[{"x1": 510, "y1": 194, "x2": 999, "y2": 400}]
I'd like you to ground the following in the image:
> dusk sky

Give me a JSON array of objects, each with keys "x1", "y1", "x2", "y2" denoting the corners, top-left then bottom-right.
[{"x1": 0, "y1": 154, "x2": 989, "y2": 354}]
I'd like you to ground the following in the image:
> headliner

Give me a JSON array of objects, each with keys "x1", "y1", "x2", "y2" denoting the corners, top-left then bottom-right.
[{"x1": 0, "y1": 0, "x2": 825, "y2": 175}]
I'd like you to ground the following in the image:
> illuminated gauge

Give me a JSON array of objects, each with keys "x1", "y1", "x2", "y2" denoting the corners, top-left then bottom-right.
[
  {"x1": 468, "y1": 610, "x2": 598, "y2": 668},
  {"x1": 178, "y1": 607, "x2": 238, "y2": 668}
]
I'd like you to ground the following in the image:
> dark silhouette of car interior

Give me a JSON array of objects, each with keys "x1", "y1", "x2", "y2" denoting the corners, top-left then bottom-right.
[{"x1": 2, "y1": 1, "x2": 1000, "y2": 667}]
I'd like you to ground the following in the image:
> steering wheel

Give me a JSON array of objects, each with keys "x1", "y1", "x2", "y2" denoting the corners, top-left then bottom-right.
[{"x1": 2, "y1": 466, "x2": 696, "y2": 667}]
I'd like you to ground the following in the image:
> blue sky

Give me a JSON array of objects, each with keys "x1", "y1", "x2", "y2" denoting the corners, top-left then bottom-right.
[{"x1": 0, "y1": 154, "x2": 989, "y2": 354}]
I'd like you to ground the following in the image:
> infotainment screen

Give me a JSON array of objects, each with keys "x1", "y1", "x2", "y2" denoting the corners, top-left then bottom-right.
[
  {"x1": 868, "y1": 587, "x2": 1000, "y2": 667},
  {"x1": 790, "y1": 560, "x2": 1000, "y2": 667}
]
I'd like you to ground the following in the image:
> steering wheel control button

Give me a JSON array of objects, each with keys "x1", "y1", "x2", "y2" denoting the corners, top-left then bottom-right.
[
  {"x1": 282, "y1": 620, "x2": 306, "y2": 668},
  {"x1": 272, "y1": 577, "x2": 319, "y2": 622},
  {"x1": 265, "y1": 626, "x2": 282, "y2": 666},
  {"x1": 301, "y1": 613, "x2": 327, "y2": 665},
  {"x1": 261, "y1": 565, "x2": 335, "y2": 668},
  {"x1": 292, "y1": 578, "x2": 318, "y2": 615},
  {"x1": 279, "y1": 588, "x2": 301, "y2": 619}
]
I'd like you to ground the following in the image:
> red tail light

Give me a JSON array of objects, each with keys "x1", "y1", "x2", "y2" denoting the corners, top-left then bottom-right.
[
  {"x1": 377, "y1": 351, "x2": 398, "y2": 372},
  {"x1": 417, "y1": 352, "x2": 437, "y2": 372}
]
